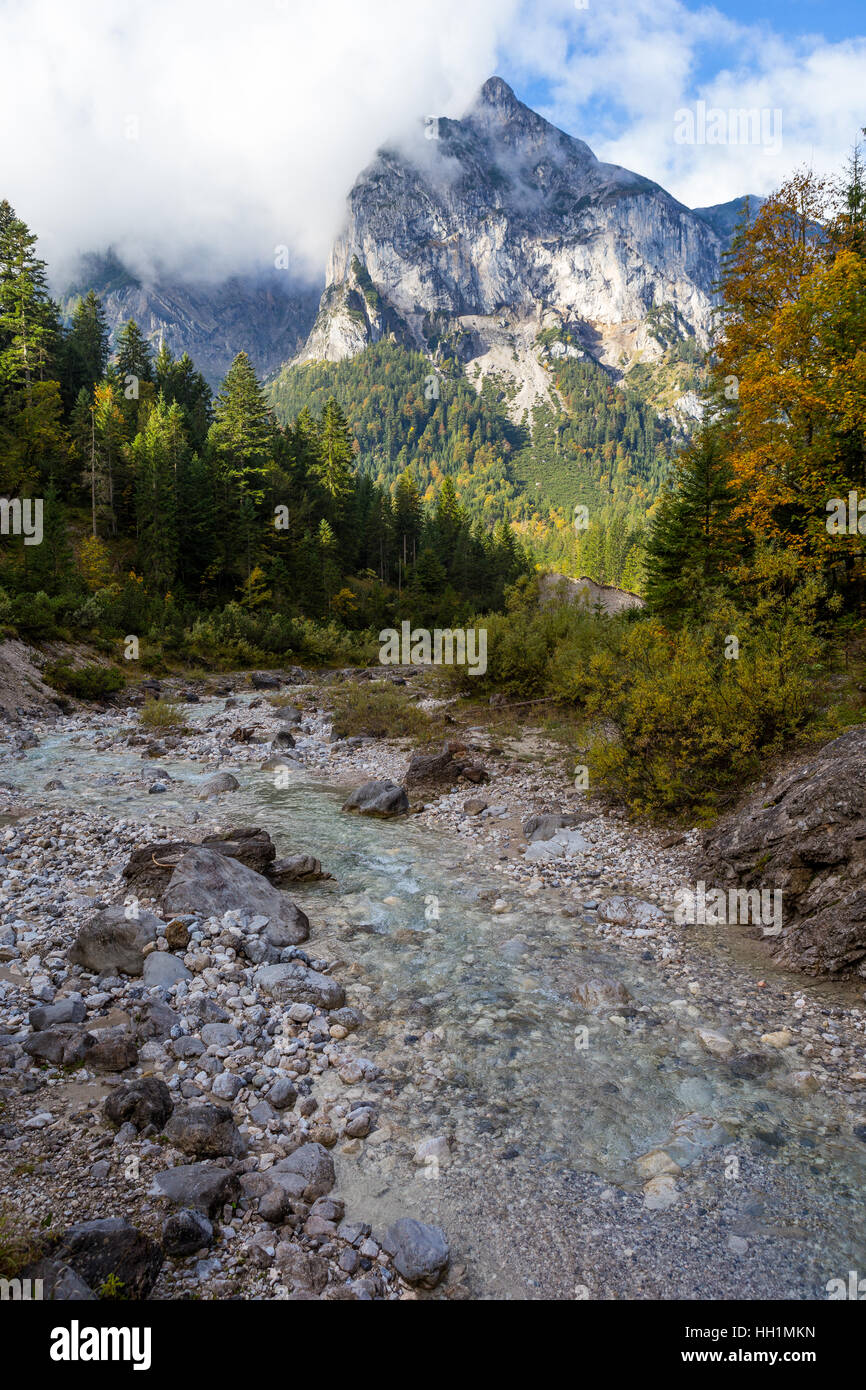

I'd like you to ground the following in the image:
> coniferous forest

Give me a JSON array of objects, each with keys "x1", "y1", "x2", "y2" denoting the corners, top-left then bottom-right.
[{"x1": 0, "y1": 199, "x2": 529, "y2": 676}]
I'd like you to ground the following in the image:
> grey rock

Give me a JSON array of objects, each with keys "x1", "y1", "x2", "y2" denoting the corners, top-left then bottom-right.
[
  {"x1": 200, "y1": 1022, "x2": 240, "y2": 1052},
  {"x1": 133, "y1": 998, "x2": 180, "y2": 1041},
  {"x1": 161, "y1": 1208, "x2": 213, "y2": 1257},
  {"x1": 268, "y1": 855, "x2": 330, "y2": 884},
  {"x1": 162, "y1": 848, "x2": 309, "y2": 945},
  {"x1": 382, "y1": 1218, "x2": 450, "y2": 1288},
  {"x1": 523, "y1": 812, "x2": 590, "y2": 842},
  {"x1": 50, "y1": 1218, "x2": 163, "y2": 1299},
  {"x1": 123, "y1": 827, "x2": 276, "y2": 895},
  {"x1": 197, "y1": 772, "x2": 240, "y2": 799},
  {"x1": 703, "y1": 725, "x2": 866, "y2": 976},
  {"x1": 20, "y1": 1258, "x2": 94, "y2": 1300},
  {"x1": 88, "y1": 1029, "x2": 139, "y2": 1072},
  {"x1": 211, "y1": 1072, "x2": 243, "y2": 1101},
  {"x1": 104, "y1": 1077, "x2": 174, "y2": 1131},
  {"x1": 29, "y1": 998, "x2": 85, "y2": 1030},
  {"x1": 150, "y1": 1162, "x2": 240, "y2": 1215},
  {"x1": 255, "y1": 961, "x2": 344, "y2": 1010},
  {"x1": 342, "y1": 779, "x2": 409, "y2": 818},
  {"x1": 142, "y1": 951, "x2": 191, "y2": 989},
  {"x1": 272, "y1": 1142, "x2": 335, "y2": 1200},
  {"x1": 268, "y1": 1077, "x2": 298, "y2": 1110},
  {"x1": 68, "y1": 905, "x2": 162, "y2": 976},
  {"x1": 163, "y1": 1102, "x2": 247, "y2": 1158},
  {"x1": 23, "y1": 1026, "x2": 95, "y2": 1067}
]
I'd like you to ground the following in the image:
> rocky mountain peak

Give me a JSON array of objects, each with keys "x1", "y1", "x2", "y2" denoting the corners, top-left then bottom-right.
[{"x1": 295, "y1": 78, "x2": 742, "y2": 416}]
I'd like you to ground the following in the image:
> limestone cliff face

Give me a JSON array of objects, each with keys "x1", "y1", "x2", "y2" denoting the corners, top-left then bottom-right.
[
  {"x1": 299, "y1": 77, "x2": 731, "y2": 401},
  {"x1": 60, "y1": 253, "x2": 321, "y2": 388}
]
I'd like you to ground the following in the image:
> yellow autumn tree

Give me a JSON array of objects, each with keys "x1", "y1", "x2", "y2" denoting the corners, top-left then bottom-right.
[{"x1": 712, "y1": 170, "x2": 866, "y2": 563}]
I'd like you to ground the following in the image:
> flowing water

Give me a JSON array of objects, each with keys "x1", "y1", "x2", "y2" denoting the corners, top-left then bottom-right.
[{"x1": 6, "y1": 700, "x2": 866, "y2": 1299}]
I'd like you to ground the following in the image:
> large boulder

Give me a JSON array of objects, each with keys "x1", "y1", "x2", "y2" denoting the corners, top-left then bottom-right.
[
  {"x1": 87, "y1": 1029, "x2": 139, "y2": 1072},
  {"x1": 104, "y1": 1077, "x2": 174, "y2": 1131},
  {"x1": 271, "y1": 1143, "x2": 335, "y2": 1201},
  {"x1": 23, "y1": 1026, "x2": 95, "y2": 1067},
  {"x1": 28, "y1": 998, "x2": 86, "y2": 1030},
  {"x1": 161, "y1": 847, "x2": 309, "y2": 943},
  {"x1": 341, "y1": 779, "x2": 409, "y2": 818},
  {"x1": 197, "y1": 772, "x2": 240, "y2": 799},
  {"x1": 19, "y1": 1258, "x2": 94, "y2": 1300},
  {"x1": 404, "y1": 742, "x2": 488, "y2": 799},
  {"x1": 149, "y1": 1162, "x2": 240, "y2": 1216},
  {"x1": 68, "y1": 905, "x2": 162, "y2": 975},
  {"x1": 268, "y1": 855, "x2": 330, "y2": 885},
  {"x1": 702, "y1": 726, "x2": 866, "y2": 976},
  {"x1": 523, "y1": 812, "x2": 591, "y2": 842},
  {"x1": 255, "y1": 961, "x2": 344, "y2": 1009},
  {"x1": 123, "y1": 827, "x2": 276, "y2": 895},
  {"x1": 163, "y1": 1102, "x2": 247, "y2": 1159},
  {"x1": 50, "y1": 1219, "x2": 163, "y2": 1299}
]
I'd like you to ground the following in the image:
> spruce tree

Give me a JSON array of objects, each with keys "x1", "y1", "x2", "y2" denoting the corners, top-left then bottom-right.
[
  {"x1": 644, "y1": 426, "x2": 741, "y2": 622},
  {"x1": 61, "y1": 289, "x2": 109, "y2": 409},
  {"x1": 313, "y1": 398, "x2": 355, "y2": 510},
  {"x1": 0, "y1": 200, "x2": 58, "y2": 394},
  {"x1": 132, "y1": 397, "x2": 180, "y2": 592},
  {"x1": 208, "y1": 351, "x2": 274, "y2": 503}
]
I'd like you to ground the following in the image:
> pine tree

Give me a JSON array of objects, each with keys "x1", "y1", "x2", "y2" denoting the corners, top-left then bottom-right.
[
  {"x1": 0, "y1": 200, "x2": 58, "y2": 394},
  {"x1": 131, "y1": 397, "x2": 180, "y2": 592},
  {"x1": 90, "y1": 380, "x2": 126, "y2": 538},
  {"x1": 392, "y1": 468, "x2": 422, "y2": 567},
  {"x1": 26, "y1": 481, "x2": 74, "y2": 595}
]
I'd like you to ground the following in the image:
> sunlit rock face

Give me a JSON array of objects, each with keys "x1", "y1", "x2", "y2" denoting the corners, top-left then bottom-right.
[{"x1": 300, "y1": 76, "x2": 732, "y2": 393}]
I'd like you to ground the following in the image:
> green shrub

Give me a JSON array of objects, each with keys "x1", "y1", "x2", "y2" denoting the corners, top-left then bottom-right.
[
  {"x1": 139, "y1": 697, "x2": 184, "y2": 729},
  {"x1": 326, "y1": 682, "x2": 439, "y2": 741},
  {"x1": 43, "y1": 662, "x2": 124, "y2": 700}
]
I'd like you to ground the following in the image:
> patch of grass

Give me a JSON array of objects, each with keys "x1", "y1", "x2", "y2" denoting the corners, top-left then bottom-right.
[
  {"x1": 139, "y1": 697, "x2": 185, "y2": 730},
  {"x1": 326, "y1": 682, "x2": 442, "y2": 742},
  {"x1": 0, "y1": 1205, "x2": 42, "y2": 1279}
]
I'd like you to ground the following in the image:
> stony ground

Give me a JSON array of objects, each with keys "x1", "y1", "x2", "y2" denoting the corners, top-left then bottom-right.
[{"x1": 1, "y1": 666, "x2": 865, "y2": 1301}]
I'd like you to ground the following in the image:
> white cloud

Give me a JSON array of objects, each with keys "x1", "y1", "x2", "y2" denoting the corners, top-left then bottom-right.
[
  {"x1": 0, "y1": 0, "x2": 520, "y2": 284},
  {"x1": 0, "y1": 0, "x2": 862, "y2": 288},
  {"x1": 505, "y1": 0, "x2": 865, "y2": 208}
]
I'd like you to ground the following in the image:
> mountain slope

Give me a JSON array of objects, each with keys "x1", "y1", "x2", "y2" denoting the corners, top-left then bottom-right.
[
  {"x1": 58, "y1": 251, "x2": 321, "y2": 387},
  {"x1": 297, "y1": 76, "x2": 735, "y2": 411}
]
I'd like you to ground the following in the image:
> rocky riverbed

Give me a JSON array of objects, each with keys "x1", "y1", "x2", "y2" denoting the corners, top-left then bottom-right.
[{"x1": 1, "y1": 670, "x2": 865, "y2": 1300}]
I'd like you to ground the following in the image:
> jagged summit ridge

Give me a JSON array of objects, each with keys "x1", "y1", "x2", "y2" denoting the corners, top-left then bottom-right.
[{"x1": 298, "y1": 75, "x2": 732, "y2": 409}]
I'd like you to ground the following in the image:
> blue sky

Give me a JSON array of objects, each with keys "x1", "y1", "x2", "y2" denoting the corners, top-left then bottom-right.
[
  {"x1": 513, "y1": 1, "x2": 865, "y2": 120},
  {"x1": 493, "y1": 0, "x2": 865, "y2": 209}
]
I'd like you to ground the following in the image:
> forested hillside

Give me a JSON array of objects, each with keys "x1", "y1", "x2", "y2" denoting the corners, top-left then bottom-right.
[
  {"x1": 0, "y1": 200, "x2": 528, "y2": 678},
  {"x1": 269, "y1": 337, "x2": 680, "y2": 590}
]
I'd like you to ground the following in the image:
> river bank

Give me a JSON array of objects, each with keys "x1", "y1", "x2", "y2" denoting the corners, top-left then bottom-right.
[{"x1": 1, "y1": 671, "x2": 865, "y2": 1300}]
